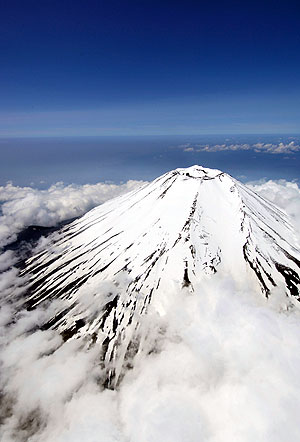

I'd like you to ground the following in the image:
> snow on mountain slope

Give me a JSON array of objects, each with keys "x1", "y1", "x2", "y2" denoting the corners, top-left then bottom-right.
[{"x1": 22, "y1": 165, "x2": 300, "y2": 387}]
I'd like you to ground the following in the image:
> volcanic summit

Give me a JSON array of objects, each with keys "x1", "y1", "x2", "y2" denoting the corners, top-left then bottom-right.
[{"x1": 23, "y1": 165, "x2": 300, "y2": 386}]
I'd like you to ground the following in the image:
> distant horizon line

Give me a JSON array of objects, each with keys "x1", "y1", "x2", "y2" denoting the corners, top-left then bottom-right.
[{"x1": 1, "y1": 133, "x2": 300, "y2": 140}]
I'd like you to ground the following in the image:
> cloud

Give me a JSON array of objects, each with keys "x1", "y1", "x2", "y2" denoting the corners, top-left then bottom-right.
[
  {"x1": 0, "y1": 180, "x2": 147, "y2": 247},
  {"x1": 180, "y1": 141, "x2": 300, "y2": 154},
  {"x1": 1, "y1": 274, "x2": 300, "y2": 441},
  {"x1": 252, "y1": 142, "x2": 300, "y2": 154},
  {"x1": 247, "y1": 179, "x2": 300, "y2": 238}
]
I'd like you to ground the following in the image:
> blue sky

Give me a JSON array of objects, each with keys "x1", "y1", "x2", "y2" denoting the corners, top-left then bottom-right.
[{"x1": 1, "y1": 0, "x2": 300, "y2": 136}]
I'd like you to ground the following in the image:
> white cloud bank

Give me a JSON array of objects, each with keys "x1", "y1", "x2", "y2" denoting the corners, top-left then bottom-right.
[
  {"x1": 180, "y1": 141, "x2": 300, "y2": 154},
  {"x1": 0, "y1": 177, "x2": 300, "y2": 441},
  {"x1": 248, "y1": 179, "x2": 300, "y2": 238},
  {"x1": 0, "y1": 180, "x2": 146, "y2": 247},
  {"x1": 1, "y1": 276, "x2": 300, "y2": 442}
]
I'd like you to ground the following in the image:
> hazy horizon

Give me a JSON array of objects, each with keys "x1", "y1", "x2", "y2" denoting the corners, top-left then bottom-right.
[{"x1": 1, "y1": 134, "x2": 300, "y2": 188}]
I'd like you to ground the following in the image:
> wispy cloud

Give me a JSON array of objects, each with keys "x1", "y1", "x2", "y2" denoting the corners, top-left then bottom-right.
[{"x1": 179, "y1": 141, "x2": 300, "y2": 154}]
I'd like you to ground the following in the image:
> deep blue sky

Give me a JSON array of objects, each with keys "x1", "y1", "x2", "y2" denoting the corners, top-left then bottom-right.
[{"x1": 1, "y1": 0, "x2": 300, "y2": 136}]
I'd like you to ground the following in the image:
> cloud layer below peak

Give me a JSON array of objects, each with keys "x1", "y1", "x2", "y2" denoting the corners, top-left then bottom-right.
[{"x1": 0, "y1": 180, "x2": 146, "y2": 248}]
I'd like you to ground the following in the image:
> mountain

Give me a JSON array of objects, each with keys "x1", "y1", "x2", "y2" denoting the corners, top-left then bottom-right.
[{"x1": 22, "y1": 165, "x2": 300, "y2": 387}]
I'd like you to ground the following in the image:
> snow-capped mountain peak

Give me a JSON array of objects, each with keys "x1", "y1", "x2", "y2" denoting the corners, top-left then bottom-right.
[{"x1": 23, "y1": 165, "x2": 300, "y2": 386}]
